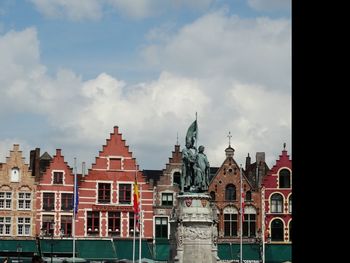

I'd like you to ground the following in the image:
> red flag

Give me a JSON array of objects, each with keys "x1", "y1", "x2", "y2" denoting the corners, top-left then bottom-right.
[
  {"x1": 133, "y1": 180, "x2": 140, "y2": 230},
  {"x1": 241, "y1": 191, "x2": 245, "y2": 222}
]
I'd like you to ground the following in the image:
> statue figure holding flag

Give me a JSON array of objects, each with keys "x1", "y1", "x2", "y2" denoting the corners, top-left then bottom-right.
[
  {"x1": 181, "y1": 117, "x2": 210, "y2": 193},
  {"x1": 181, "y1": 119, "x2": 197, "y2": 193}
]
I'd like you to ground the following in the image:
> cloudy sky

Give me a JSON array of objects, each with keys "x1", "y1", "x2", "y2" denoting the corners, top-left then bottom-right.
[{"x1": 0, "y1": 0, "x2": 291, "y2": 171}]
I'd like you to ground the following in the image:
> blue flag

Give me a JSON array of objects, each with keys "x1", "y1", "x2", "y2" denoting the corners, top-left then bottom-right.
[{"x1": 74, "y1": 173, "x2": 79, "y2": 216}]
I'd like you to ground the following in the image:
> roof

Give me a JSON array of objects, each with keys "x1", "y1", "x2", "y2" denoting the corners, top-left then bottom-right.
[{"x1": 143, "y1": 169, "x2": 162, "y2": 184}]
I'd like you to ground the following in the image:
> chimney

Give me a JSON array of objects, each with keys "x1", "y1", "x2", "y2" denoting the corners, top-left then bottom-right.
[
  {"x1": 256, "y1": 152, "x2": 265, "y2": 165},
  {"x1": 56, "y1": 149, "x2": 62, "y2": 156},
  {"x1": 256, "y1": 152, "x2": 265, "y2": 188},
  {"x1": 245, "y1": 153, "x2": 251, "y2": 170},
  {"x1": 82, "y1": 162, "x2": 86, "y2": 177},
  {"x1": 30, "y1": 148, "x2": 40, "y2": 180}
]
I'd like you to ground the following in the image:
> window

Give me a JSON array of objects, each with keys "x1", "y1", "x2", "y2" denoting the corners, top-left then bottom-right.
[
  {"x1": 10, "y1": 167, "x2": 20, "y2": 182},
  {"x1": 98, "y1": 183, "x2": 111, "y2": 203},
  {"x1": 0, "y1": 192, "x2": 12, "y2": 209},
  {"x1": 61, "y1": 215, "x2": 72, "y2": 237},
  {"x1": 223, "y1": 206, "x2": 238, "y2": 237},
  {"x1": 225, "y1": 184, "x2": 236, "y2": 201},
  {"x1": 0, "y1": 217, "x2": 11, "y2": 236},
  {"x1": 289, "y1": 221, "x2": 292, "y2": 242},
  {"x1": 210, "y1": 191, "x2": 216, "y2": 201},
  {"x1": 245, "y1": 191, "x2": 252, "y2": 201},
  {"x1": 42, "y1": 215, "x2": 54, "y2": 236},
  {"x1": 53, "y1": 172, "x2": 63, "y2": 184},
  {"x1": 243, "y1": 206, "x2": 256, "y2": 237},
  {"x1": 87, "y1": 211, "x2": 100, "y2": 235},
  {"x1": 155, "y1": 217, "x2": 168, "y2": 238},
  {"x1": 161, "y1": 193, "x2": 173, "y2": 206},
  {"x1": 61, "y1": 193, "x2": 73, "y2": 210},
  {"x1": 43, "y1": 193, "x2": 55, "y2": 211},
  {"x1": 279, "y1": 169, "x2": 291, "y2": 188},
  {"x1": 271, "y1": 219, "x2": 284, "y2": 241},
  {"x1": 119, "y1": 184, "x2": 131, "y2": 204},
  {"x1": 108, "y1": 212, "x2": 121, "y2": 236},
  {"x1": 173, "y1": 172, "x2": 181, "y2": 186},
  {"x1": 18, "y1": 192, "x2": 31, "y2": 210},
  {"x1": 288, "y1": 195, "x2": 292, "y2": 213},
  {"x1": 271, "y1": 193, "x2": 283, "y2": 213},
  {"x1": 18, "y1": 217, "x2": 31, "y2": 236}
]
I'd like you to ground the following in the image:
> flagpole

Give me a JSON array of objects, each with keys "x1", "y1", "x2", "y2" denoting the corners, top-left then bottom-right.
[
  {"x1": 133, "y1": 164, "x2": 137, "y2": 263},
  {"x1": 139, "y1": 184, "x2": 142, "y2": 263},
  {"x1": 73, "y1": 158, "x2": 77, "y2": 263},
  {"x1": 240, "y1": 164, "x2": 243, "y2": 263},
  {"x1": 195, "y1": 112, "x2": 198, "y2": 150},
  {"x1": 133, "y1": 212, "x2": 136, "y2": 263},
  {"x1": 262, "y1": 186, "x2": 266, "y2": 263}
]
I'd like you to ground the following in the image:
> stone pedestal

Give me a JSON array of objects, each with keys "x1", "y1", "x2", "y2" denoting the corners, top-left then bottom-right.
[{"x1": 170, "y1": 193, "x2": 219, "y2": 263}]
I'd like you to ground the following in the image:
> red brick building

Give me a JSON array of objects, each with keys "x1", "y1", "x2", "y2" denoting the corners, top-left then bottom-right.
[
  {"x1": 262, "y1": 145, "x2": 292, "y2": 243},
  {"x1": 208, "y1": 145, "x2": 265, "y2": 243},
  {"x1": 76, "y1": 126, "x2": 154, "y2": 239},
  {"x1": 35, "y1": 149, "x2": 75, "y2": 238}
]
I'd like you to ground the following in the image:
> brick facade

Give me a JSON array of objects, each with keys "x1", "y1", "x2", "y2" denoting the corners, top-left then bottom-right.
[
  {"x1": 262, "y1": 147, "x2": 292, "y2": 243},
  {"x1": 0, "y1": 144, "x2": 37, "y2": 239}
]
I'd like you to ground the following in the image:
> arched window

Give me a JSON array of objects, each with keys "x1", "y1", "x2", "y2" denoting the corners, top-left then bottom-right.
[
  {"x1": 289, "y1": 221, "x2": 292, "y2": 242},
  {"x1": 271, "y1": 219, "x2": 284, "y2": 241},
  {"x1": 288, "y1": 195, "x2": 292, "y2": 213},
  {"x1": 173, "y1": 172, "x2": 181, "y2": 186},
  {"x1": 223, "y1": 206, "x2": 238, "y2": 237},
  {"x1": 271, "y1": 193, "x2": 283, "y2": 213},
  {"x1": 210, "y1": 191, "x2": 216, "y2": 201},
  {"x1": 279, "y1": 169, "x2": 291, "y2": 188},
  {"x1": 225, "y1": 184, "x2": 236, "y2": 201},
  {"x1": 245, "y1": 191, "x2": 252, "y2": 201},
  {"x1": 243, "y1": 206, "x2": 256, "y2": 237}
]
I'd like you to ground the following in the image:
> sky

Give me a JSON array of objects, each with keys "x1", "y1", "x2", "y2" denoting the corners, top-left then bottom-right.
[{"x1": 0, "y1": 0, "x2": 291, "y2": 171}]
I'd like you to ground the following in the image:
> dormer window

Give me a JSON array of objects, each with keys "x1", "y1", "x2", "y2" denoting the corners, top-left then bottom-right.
[{"x1": 10, "y1": 168, "x2": 20, "y2": 182}]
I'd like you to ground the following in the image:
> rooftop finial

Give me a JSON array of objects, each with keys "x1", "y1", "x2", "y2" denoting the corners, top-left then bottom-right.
[
  {"x1": 227, "y1": 131, "x2": 232, "y2": 147},
  {"x1": 176, "y1": 132, "x2": 179, "y2": 145},
  {"x1": 283, "y1": 142, "x2": 286, "y2": 150}
]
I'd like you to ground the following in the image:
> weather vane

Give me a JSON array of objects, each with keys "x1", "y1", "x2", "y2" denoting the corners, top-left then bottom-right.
[{"x1": 227, "y1": 131, "x2": 232, "y2": 146}]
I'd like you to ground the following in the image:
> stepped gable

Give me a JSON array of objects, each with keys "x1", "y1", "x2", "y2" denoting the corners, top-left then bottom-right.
[
  {"x1": 267, "y1": 149, "x2": 292, "y2": 175},
  {"x1": 91, "y1": 126, "x2": 135, "y2": 168}
]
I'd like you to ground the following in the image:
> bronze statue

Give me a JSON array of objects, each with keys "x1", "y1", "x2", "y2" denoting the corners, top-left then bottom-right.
[
  {"x1": 194, "y1": 145, "x2": 210, "y2": 191},
  {"x1": 181, "y1": 119, "x2": 210, "y2": 193}
]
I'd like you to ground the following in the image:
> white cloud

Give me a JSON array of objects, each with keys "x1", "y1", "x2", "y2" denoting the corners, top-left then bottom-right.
[
  {"x1": 0, "y1": 23, "x2": 290, "y2": 169},
  {"x1": 247, "y1": 0, "x2": 291, "y2": 12},
  {"x1": 141, "y1": 10, "x2": 291, "y2": 92}
]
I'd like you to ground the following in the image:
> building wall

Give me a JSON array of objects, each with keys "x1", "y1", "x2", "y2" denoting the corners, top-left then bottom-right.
[
  {"x1": 208, "y1": 147, "x2": 262, "y2": 243},
  {"x1": 75, "y1": 126, "x2": 154, "y2": 238},
  {"x1": 262, "y1": 148, "x2": 292, "y2": 243},
  {"x1": 35, "y1": 149, "x2": 75, "y2": 238},
  {"x1": 152, "y1": 144, "x2": 182, "y2": 239},
  {"x1": 0, "y1": 144, "x2": 37, "y2": 239}
]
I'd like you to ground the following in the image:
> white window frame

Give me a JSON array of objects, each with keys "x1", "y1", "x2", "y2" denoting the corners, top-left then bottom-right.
[
  {"x1": 18, "y1": 192, "x2": 32, "y2": 210},
  {"x1": 0, "y1": 217, "x2": 11, "y2": 236},
  {"x1": 0, "y1": 192, "x2": 12, "y2": 210},
  {"x1": 17, "y1": 217, "x2": 31, "y2": 236}
]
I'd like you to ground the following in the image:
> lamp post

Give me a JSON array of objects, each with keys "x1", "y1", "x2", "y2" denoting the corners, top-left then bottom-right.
[
  {"x1": 16, "y1": 243, "x2": 22, "y2": 263},
  {"x1": 256, "y1": 229, "x2": 262, "y2": 263},
  {"x1": 49, "y1": 221, "x2": 55, "y2": 263}
]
